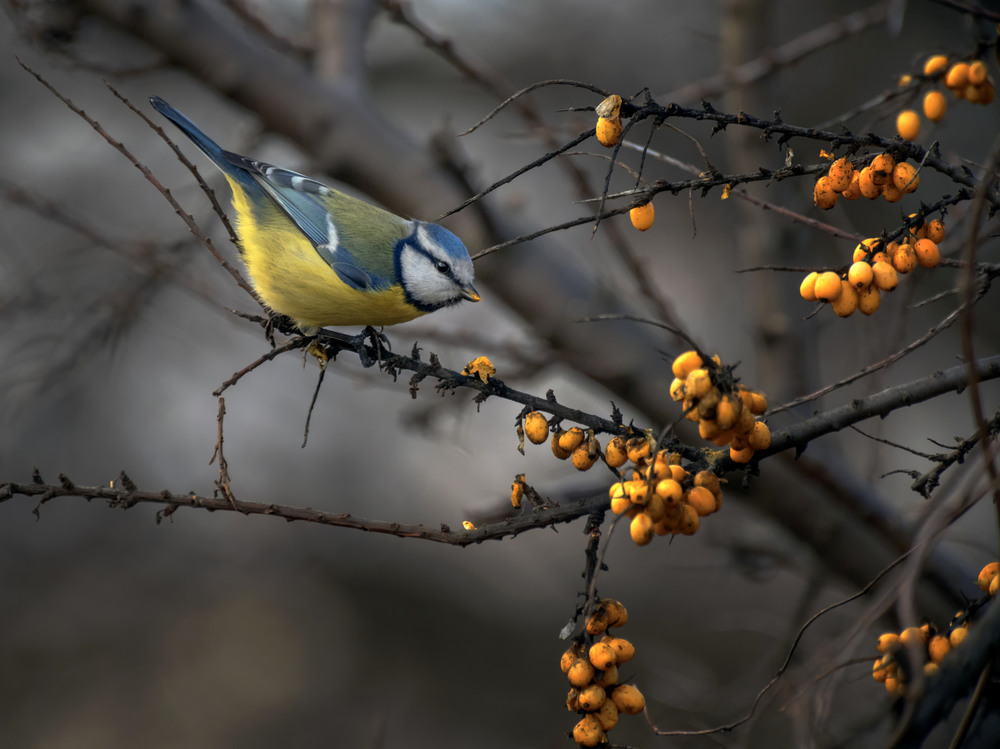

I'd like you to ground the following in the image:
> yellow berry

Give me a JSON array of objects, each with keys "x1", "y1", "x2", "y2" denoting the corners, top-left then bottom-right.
[
  {"x1": 630, "y1": 202, "x2": 655, "y2": 231},
  {"x1": 800, "y1": 271, "x2": 819, "y2": 301},
  {"x1": 949, "y1": 626, "x2": 968, "y2": 647},
  {"x1": 551, "y1": 431, "x2": 573, "y2": 459},
  {"x1": 611, "y1": 684, "x2": 646, "y2": 715},
  {"x1": 913, "y1": 238, "x2": 940, "y2": 268},
  {"x1": 572, "y1": 442, "x2": 599, "y2": 471},
  {"x1": 896, "y1": 109, "x2": 920, "y2": 140},
  {"x1": 813, "y1": 176, "x2": 838, "y2": 210},
  {"x1": 523, "y1": 411, "x2": 549, "y2": 444},
  {"x1": 847, "y1": 261, "x2": 874, "y2": 289},
  {"x1": 685, "y1": 368, "x2": 713, "y2": 399},
  {"x1": 813, "y1": 271, "x2": 843, "y2": 302},
  {"x1": 923, "y1": 90, "x2": 947, "y2": 121},
  {"x1": 606, "y1": 637, "x2": 635, "y2": 663},
  {"x1": 853, "y1": 238, "x2": 880, "y2": 262},
  {"x1": 595, "y1": 116, "x2": 622, "y2": 147},
  {"x1": 595, "y1": 698, "x2": 619, "y2": 731},
  {"x1": 827, "y1": 156, "x2": 854, "y2": 192},
  {"x1": 892, "y1": 161, "x2": 920, "y2": 193},
  {"x1": 605, "y1": 436, "x2": 628, "y2": 468},
  {"x1": 568, "y1": 658, "x2": 596, "y2": 688},
  {"x1": 729, "y1": 444, "x2": 755, "y2": 464},
  {"x1": 685, "y1": 485, "x2": 717, "y2": 516},
  {"x1": 561, "y1": 645, "x2": 583, "y2": 673},
  {"x1": 924, "y1": 54, "x2": 949, "y2": 76},
  {"x1": 572, "y1": 715, "x2": 605, "y2": 747},
  {"x1": 558, "y1": 427, "x2": 585, "y2": 452},
  {"x1": 604, "y1": 599, "x2": 628, "y2": 628},
  {"x1": 892, "y1": 243, "x2": 917, "y2": 274},
  {"x1": 589, "y1": 642, "x2": 618, "y2": 671},
  {"x1": 593, "y1": 663, "x2": 619, "y2": 688},
  {"x1": 872, "y1": 261, "x2": 898, "y2": 291},
  {"x1": 748, "y1": 420, "x2": 771, "y2": 450},
  {"x1": 672, "y1": 350, "x2": 704, "y2": 380},
  {"x1": 858, "y1": 285, "x2": 881, "y2": 315},
  {"x1": 625, "y1": 437, "x2": 651, "y2": 464},
  {"x1": 945, "y1": 62, "x2": 970, "y2": 90},
  {"x1": 877, "y1": 632, "x2": 900, "y2": 653},
  {"x1": 655, "y1": 478, "x2": 683, "y2": 505},
  {"x1": 857, "y1": 166, "x2": 882, "y2": 199},
  {"x1": 831, "y1": 280, "x2": 858, "y2": 317},
  {"x1": 630, "y1": 511, "x2": 654, "y2": 546}
]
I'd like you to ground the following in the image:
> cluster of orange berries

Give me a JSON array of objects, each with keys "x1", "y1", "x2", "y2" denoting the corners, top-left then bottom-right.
[
  {"x1": 872, "y1": 562, "x2": 997, "y2": 697},
  {"x1": 669, "y1": 350, "x2": 771, "y2": 463},
  {"x1": 813, "y1": 152, "x2": 920, "y2": 210},
  {"x1": 897, "y1": 54, "x2": 995, "y2": 140},
  {"x1": 608, "y1": 449, "x2": 723, "y2": 545},
  {"x1": 522, "y1": 412, "x2": 604, "y2": 472},
  {"x1": 799, "y1": 216, "x2": 944, "y2": 318},
  {"x1": 562, "y1": 598, "x2": 646, "y2": 746}
]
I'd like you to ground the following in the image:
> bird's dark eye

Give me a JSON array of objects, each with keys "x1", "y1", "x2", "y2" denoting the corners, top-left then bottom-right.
[{"x1": 435, "y1": 261, "x2": 450, "y2": 274}]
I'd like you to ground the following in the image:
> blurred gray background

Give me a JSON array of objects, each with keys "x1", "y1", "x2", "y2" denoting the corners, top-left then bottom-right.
[{"x1": 1, "y1": 1, "x2": 999, "y2": 747}]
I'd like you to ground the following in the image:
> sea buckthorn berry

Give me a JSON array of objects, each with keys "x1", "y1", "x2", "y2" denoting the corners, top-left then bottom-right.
[
  {"x1": 561, "y1": 645, "x2": 583, "y2": 673},
  {"x1": 813, "y1": 176, "x2": 838, "y2": 209},
  {"x1": 842, "y1": 171, "x2": 863, "y2": 200},
  {"x1": 630, "y1": 512, "x2": 654, "y2": 546},
  {"x1": 729, "y1": 445, "x2": 754, "y2": 463},
  {"x1": 924, "y1": 54, "x2": 949, "y2": 76},
  {"x1": 881, "y1": 181, "x2": 903, "y2": 203},
  {"x1": 950, "y1": 626, "x2": 968, "y2": 647},
  {"x1": 945, "y1": 62, "x2": 970, "y2": 90},
  {"x1": 968, "y1": 60, "x2": 988, "y2": 85},
  {"x1": 896, "y1": 109, "x2": 920, "y2": 140},
  {"x1": 848, "y1": 261, "x2": 874, "y2": 289},
  {"x1": 799, "y1": 272, "x2": 819, "y2": 301},
  {"x1": 572, "y1": 714, "x2": 605, "y2": 746},
  {"x1": 892, "y1": 244, "x2": 917, "y2": 274},
  {"x1": 831, "y1": 281, "x2": 858, "y2": 317},
  {"x1": 669, "y1": 377, "x2": 687, "y2": 402},
  {"x1": 605, "y1": 436, "x2": 628, "y2": 468},
  {"x1": 923, "y1": 90, "x2": 947, "y2": 121},
  {"x1": 877, "y1": 633, "x2": 900, "y2": 653},
  {"x1": 604, "y1": 599, "x2": 628, "y2": 628},
  {"x1": 686, "y1": 486, "x2": 717, "y2": 516},
  {"x1": 928, "y1": 635, "x2": 951, "y2": 663},
  {"x1": 559, "y1": 427, "x2": 586, "y2": 452},
  {"x1": 573, "y1": 442, "x2": 599, "y2": 471},
  {"x1": 568, "y1": 658, "x2": 596, "y2": 688},
  {"x1": 589, "y1": 642, "x2": 618, "y2": 671},
  {"x1": 677, "y1": 504, "x2": 700, "y2": 535},
  {"x1": 694, "y1": 470, "x2": 722, "y2": 498},
  {"x1": 813, "y1": 271, "x2": 843, "y2": 302},
  {"x1": 672, "y1": 350, "x2": 704, "y2": 380},
  {"x1": 714, "y1": 393, "x2": 743, "y2": 430},
  {"x1": 978, "y1": 562, "x2": 1000, "y2": 592},
  {"x1": 853, "y1": 238, "x2": 879, "y2": 262},
  {"x1": 524, "y1": 411, "x2": 549, "y2": 444},
  {"x1": 749, "y1": 391, "x2": 767, "y2": 415},
  {"x1": 593, "y1": 663, "x2": 618, "y2": 689},
  {"x1": 630, "y1": 201, "x2": 655, "y2": 231},
  {"x1": 991, "y1": 574, "x2": 1000, "y2": 595},
  {"x1": 596, "y1": 116, "x2": 622, "y2": 147},
  {"x1": 610, "y1": 492, "x2": 631, "y2": 516},
  {"x1": 685, "y1": 368, "x2": 713, "y2": 400},
  {"x1": 925, "y1": 219, "x2": 945, "y2": 243},
  {"x1": 567, "y1": 687, "x2": 581, "y2": 712},
  {"x1": 748, "y1": 420, "x2": 772, "y2": 450},
  {"x1": 873, "y1": 657, "x2": 891, "y2": 683},
  {"x1": 869, "y1": 153, "x2": 895, "y2": 184},
  {"x1": 611, "y1": 684, "x2": 646, "y2": 715},
  {"x1": 644, "y1": 494, "x2": 666, "y2": 523},
  {"x1": 913, "y1": 238, "x2": 940, "y2": 268},
  {"x1": 857, "y1": 166, "x2": 883, "y2": 199},
  {"x1": 655, "y1": 478, "x2": 683, "y2": 505},
  {"x1": 899, "y1": 626, "x2": 926, "y2": 648},
  {"x1": 858, "y1": 285, "x2": 881, "y2": 316},
  {"x1": 827, "y1": 157, "x2": 854, "y2": 192},
  {"x1": 607, "y1": 637, "x2": 635, "y2": 664},
  {"x1": 625, "y1": 437, "x2": 651, "y2": 464},
  {"x1": 595, "y1": 698, "x2": 619, "y2": 731},
  {"x1": 892, "y1": 162, "x2": 920, "y2": 193},
  {"x1": 551, "y1": 431, "x2": 573, "y2": 459},
  {"x1": 872, "y1": 261, "x2": 898, "y2": 291}
]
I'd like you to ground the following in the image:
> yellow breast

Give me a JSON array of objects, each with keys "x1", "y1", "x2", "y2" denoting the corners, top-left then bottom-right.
[{"x1": 227, "y1": 179, "x2": 425, "y2": 328}]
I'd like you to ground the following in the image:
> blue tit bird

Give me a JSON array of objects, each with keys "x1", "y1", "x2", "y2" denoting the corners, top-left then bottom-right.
[{"x1": 149, "y1": 96, "x2": 479, "y2": 329}]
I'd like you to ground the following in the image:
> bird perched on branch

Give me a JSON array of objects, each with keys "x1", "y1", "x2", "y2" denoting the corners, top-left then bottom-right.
[{"x1": 150, "y1": 96, "x2": 480, "y2": 330}]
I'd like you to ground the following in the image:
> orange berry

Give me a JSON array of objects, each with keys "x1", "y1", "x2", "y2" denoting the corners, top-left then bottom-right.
[
  {"x1": 568, "y1": 658, "x2": 596, "y2": 688},
  {"x1": 881, "y1": 181, "x2": 904, "y2": 203},
  {"x1": 977, "y1": 562, "x2": 999, "y2": 592},
  {"x1": 896, "y1": 109, "x2": 920, "y2": 140},
  {"x1": 524, "y1": 411, "x2": 549, "y2": 444},
  {"x1": 872, "y1": 261, "x2": 898, "y2": 291},
  {"x1": 923, "y1": 54, "x2": 949, "y2": 76},
  {"x1": 869, "y1": 153, "x2": 895, "y2": 184},
  {"x1": 685, "y1": 368, "x2": 713, "y2": 399},
  {"x1": 853, "y1": 238, "x2": 880, "y2": 262},
  {"x1": 748, "y1": 420, "x2": 771, "y2": 450},
  {"x1": 551, "y1": 431, "x2": 573, "y2": 459},
  {"x1": 677, "y1": 503, "x2": 700, "y2": 535},
  {"x1": 923, "y1": 90, "x2": 947, "y2": 121},
  {"x1": 729, "y1": 444, "x2": 754, "y2": 463},
  {"x1": 831, "y1": 280, "x2": 858, "y2": 317},
  {"x1": 799, "y1": 271, "x2": 820, "y2": 301},
  {"x1": 672, "y1": 350, "x2": 704, "y2": 380},
  {"x1": 847, "y1": 261, "x2": 873, "y2": 289},
  {"x1": 606, "y1": 637, "x2": 635, "y2": 664},
  {"x1": 685, "y1": 485, "x2": 717, "y2": 516},
  {"x1": 858, "y1": 166, "x2": 883, "y2": 199},
  {"x1": 596, "y1": 116, "x2": 622, "y2": 147},
  {"x1": 595, "y1": 699, "x2": 618, "y2": 731},
  {"x1": 924, "y1": 218, "x2": 945, "y2": 243},
  {"x1": 968, "y1": 60, "x2": 988, "y2": 86},
  {"x1": 559, "y1": 427, "x2": 586, "y2": 452},
  {"x1": 630, "y1": 202, "x2": 655, "y2": 231},
  {"x1": 573, "y1": 442, "x2": 599, "y2": 471},
  {"x1": 945, "y1": 62, "x2": 970, "y2": 90},
  {"x1": 827, "y1": 157, "x2": 854, "y2": 192},
  {"x1": 858, "y1": 284, "x2": 881, "y2": 315},
  {"x1": 578, "y1": 683, "x2": 607, "y2": 712},
  {"x1": 813, "y1": 176, "x2": 838, "y2": 209},
  {"x1": 913, "y1": 238, "x2": 940, "y2": 268},
  {"x1": 573, "y1": 715, "x2": 604, "y2": 747},
  {"x1": 950, "y1": 626, "x2": 968, "y2": 647},
  {"x1": 892, "y1": 244, "x2": 917, "y2": 274},
  {"x1": 629, "y1": 511, "x2": 654, "y2": 546},
  {"x1": 813, "y1": 271, "x2": 843, "y2": 302},
  {"x1": 892, "y1": 162, "x2": 920, "y2": 193},
  {"x1": 877, "y1": 633, "x2": 900, "y2": 653},
  {"x1": 928, "y1": 635, "x2": 951, "y2": 663},
  {"x1": 899, "y1": 626, "x2": 926, "y2": 648},
  {"x1": 842, "y1": 170, "x2": 863, "y2": 200},
  {"x1": 589, "y1": 642, "x2": 618, "y2": 671},
  {"x1": 610, "y1": 684, "x2": 645, "y2": 715},
  {"x1": 605, "y1": 436, "x2": 628, "y2": 468}
]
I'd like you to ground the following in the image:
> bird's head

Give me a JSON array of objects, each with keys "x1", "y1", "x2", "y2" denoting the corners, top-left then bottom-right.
[{"x1": 397, "y1": 222, "x2": 480, "y2": 312}]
